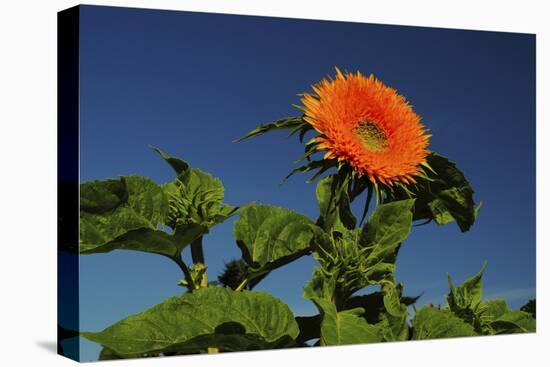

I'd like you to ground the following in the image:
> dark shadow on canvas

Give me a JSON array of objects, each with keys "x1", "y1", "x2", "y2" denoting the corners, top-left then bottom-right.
[{"x1": 35, "y1": 340, "x2": 57, "y2": 354}]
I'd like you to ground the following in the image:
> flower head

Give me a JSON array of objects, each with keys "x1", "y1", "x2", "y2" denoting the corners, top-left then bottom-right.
[{"x1": 301, "y1": 68, "x2": 430, "y2": 186}]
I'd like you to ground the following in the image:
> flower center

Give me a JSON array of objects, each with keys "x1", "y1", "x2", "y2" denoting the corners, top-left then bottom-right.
[{"x1": 354, "y1": 121, "x2": 388, "y2": 152}]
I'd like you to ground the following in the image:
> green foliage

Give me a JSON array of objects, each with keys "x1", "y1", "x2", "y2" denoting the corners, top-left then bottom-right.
[
  {"x1": 379, "y1": 282, "x2": 409, "y2": 341},
  {"x1": 307, "y1": 199, "x2": 415, "y2": 304},
  {"x1": 302, "y1": 199, "x2": 414, "y2": 344},
  {"x1": 81, "y1": 288, "x2": 299, "y2": 357},
  {"x1": 413, "y1": 266, "x2": 536, "y2": 340},
  {"x1": 489, "y1": 310, "x2": 536, "y2": 334},
  {"x1": 163, "y1": 168, "x2": 238, "y2": 230},
  {"x1": 446, "y1": 264, "x2": 535, "y2": 335},
  {"x1": 387, "y1": 153, "x2": 479, "y2": 232},
  {"x1": 154, "y1": 146, "x2": 237, "y2": 236},
  {"x1": 98, "y1": 347, "x2": 122, "y2": 361},
  {"x1": 234, "y1": 204, "x2": 320, "y2": 280},
  {"x1": 235, "y1": 116, "x2": 309, "y2": 143},
  {"x1": 78, "y1": 139, "x2": 530, "y2": 360},
  {"x1": 412, "y1": 307, "x2": 477, "y2": 340},
  {"x1": 447, "y1": 262, "x2": 487, "y2": 330},
  {"x1": 80, "y1": 176, "x2": 172, "y2": 255},
  {"x1": 80, "y1": 148, "x2": 238, "y2": 292},
  {"x1": 356, "y1": 198, "x2": 415, "y2": 285},
  {"x1": 316, "y1": 173, "x2": 357, "y2": 233},
  {"x1": 313, "y1": 298, "x2": 383, "y2": 346},
  {"x1": 151, "y1": 146, "x2": 190, "y2": 175},
  {"x1": 344, "y1": 291, "x2": 420, "y2": 325}
]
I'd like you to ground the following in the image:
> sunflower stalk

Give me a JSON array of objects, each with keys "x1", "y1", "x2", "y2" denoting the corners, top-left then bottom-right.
[{"x1": 190, "y1": 236, "x2": 207, "y2": 288}]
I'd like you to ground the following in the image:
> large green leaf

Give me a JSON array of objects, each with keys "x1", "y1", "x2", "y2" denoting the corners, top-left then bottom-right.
[
  {"x1": 80, "y1": 224, "x2": 207, "y2": 257},
  {"x1": 477, "y1": 300, "x2": 509, "y2": 333},
  {"x1": 388, "y1": 153, "x2": 478, "y2": 232},
  {"x1": 316, "y1": 174, "x2": 356, "y2": 234},
  {"x1": 82, "y1": 288, "x2": 299, "y2": 356},
  {"x1": 313, "y1": 298, "x2": 382, "y2": 346},
  {"x1": 358, "y1": 199, "x2": 415, "y2": 283},
  {"x1": 80, "y1": 179, "x2": 127, "y2": 214},
  {"x1": 80, "y1": 176, "x2": 175, "y2": 256},
  {"x1": 412, "y1": 307, "x2": 477, "y2": 340},
  {"x1": 234, "y1": 204, "x2": 319, "y2": 276},
  {"x1": 490, "y1": 310, "x2": 536, "y2": 334}
]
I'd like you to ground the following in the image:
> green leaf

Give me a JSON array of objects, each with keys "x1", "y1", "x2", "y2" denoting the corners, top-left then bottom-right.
[
  {"x1": 235, "y1": 117, "x2": 305, "y2": 142},
  {"x1": 490, "y1": 310, "x2": 536, "y2": 334},
  {"x1": 303, "y1": 268, "x2": 337, "y2": 302},
  {"x1": 344, "y1": 293, "x2": 387, "y2": 325},
  {"x1": 316, "y1": 174, "x2": 357, "y2": 234},
  {"x1": 153, "y1": 146, "x2": 237, "y2": 235},
  {"x1": 390, "y1": 153, "x2": 478, "y2": 232},
  {"x1": 358, "y1": 199, "x2": 415, "y2": 283},
  {"x1": 80, "y1": 224, "x2": 207, "y2": 257},
  {"x1": 412, "y1": 307, "x2": 477, "y2": 340},
  {"x1": 447, "y1": 262, "x2": 487, "y2": 315},
  {"x1": 82, "y1": 288, "x2": 299, "y2": 356},
  {"x1": 478, "y1": 300, "x2": 509, "y2": 325},
  {"x1": 320, "y1": 283, "x2": 412, "y2": 343},
  {"x1": 479, "y1": 299, "x2": 508, "y2": 317},
  {"x1": 446, "y1": 262, "x2": 488, "y2": 333},
  {"x1": 164, "y1": 332, "x2": 295, "y2": 354},
  {"x1": 474, "y1": 299, "x2": 519, "y2": 335},
  {"x1": 445, "y1": 264, "x2": 533, "y2": 336},
  {"x1": 165, "y1": 167, "x2": 238, "y2": 230},
  {"x1": 306, "y1": 200, "x2": 414, "y2": 302},
  {"x1": 379, "y1": 313, "x2": 409, "y2": 342},
  {"x1": 312, "y1": 298, "x2": 382, "y2": 346},
  {"x1": 383, "y1": 283, "x2": 405, "y2": 317},
  {"x1": 379, "y1": 283, "x2": 409, "y2": 341},
  {"x1": 362, "y1": 199, "x2": 415, "y2": 247},
  {"x1": 80, "y1": 179, "x2": 127, "y2": 214},
  {"x1": 98, "y1": 347, "x2": 122, "y2": 360},
  {"x1": 151, "y1": 146, "x2": 190, "y2": 175},
  {"x1": 283, "y1": 159, "x2": 337, "y2": 183},
  {"x1": 234, "y1": 204, "x2": 319, "y2": 276},
  {"x1": 80, "y1": 176, "x2": 173, "y2": 255}
]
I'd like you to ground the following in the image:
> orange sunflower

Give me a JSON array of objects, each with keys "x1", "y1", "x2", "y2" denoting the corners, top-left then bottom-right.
[{"x1": 301, "y1": 68, "x2": 431, "y2": 186}]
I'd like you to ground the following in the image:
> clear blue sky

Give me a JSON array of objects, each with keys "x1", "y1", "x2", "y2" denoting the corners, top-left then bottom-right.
[{"x1": 72, "y1": 5, "x2": 535, "y2": 361}]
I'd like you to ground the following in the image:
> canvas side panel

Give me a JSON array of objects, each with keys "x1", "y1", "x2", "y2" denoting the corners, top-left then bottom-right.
[{"x1": 57, "y1": 5, "x2": 80, "y2": 362}]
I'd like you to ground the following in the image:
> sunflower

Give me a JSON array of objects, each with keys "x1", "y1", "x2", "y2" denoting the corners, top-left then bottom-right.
[{"x1": 301, "y1": 68, "x2": 431, "y2": 186}]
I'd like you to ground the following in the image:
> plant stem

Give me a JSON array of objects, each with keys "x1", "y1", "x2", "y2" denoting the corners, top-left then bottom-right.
[
  {"x1": 190, "y1": 236, "x2": 205, "y2": 264},
  {"x1": 235, "y1": 278, "x2": 248, "y2": 292},
  {"x1": 173, "y1": 256, "x2": 195, "y2": 290}
]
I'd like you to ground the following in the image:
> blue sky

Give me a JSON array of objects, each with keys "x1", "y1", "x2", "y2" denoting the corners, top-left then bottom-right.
[{"x1": 73, "y1": 5, "x2": 535, "y2": 361}]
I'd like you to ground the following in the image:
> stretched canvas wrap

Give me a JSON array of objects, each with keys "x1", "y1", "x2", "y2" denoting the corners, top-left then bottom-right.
[{"x1": 57, "y1": 4, "x2": 536, "y2": 362}]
